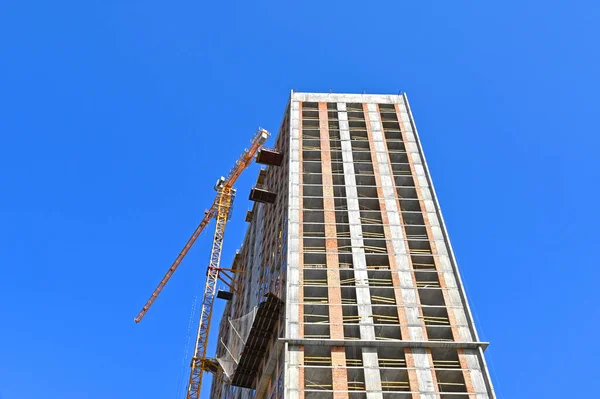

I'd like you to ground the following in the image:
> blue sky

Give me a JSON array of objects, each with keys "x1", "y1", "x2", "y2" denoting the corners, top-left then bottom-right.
[{"x1": 1, "y1": 1, "x2": 599, "y2": 398}]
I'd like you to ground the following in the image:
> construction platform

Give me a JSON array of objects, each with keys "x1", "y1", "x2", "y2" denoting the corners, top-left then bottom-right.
[{"x1": 230, "y1": 293, "x2": 284, "y2": 389}]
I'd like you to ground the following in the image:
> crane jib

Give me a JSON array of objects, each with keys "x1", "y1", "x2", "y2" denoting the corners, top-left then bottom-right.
[{"x1": 134, "y1": 128, "x2": 270, "y2": 395}]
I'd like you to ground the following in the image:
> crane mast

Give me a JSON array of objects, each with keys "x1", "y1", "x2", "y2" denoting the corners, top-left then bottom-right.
[
  {"x1": 135, "y1": 128, "x2": 269, "y2": 397},
  {"x1": 187, "y1": 184, "x2": 232, "y2": 399}
]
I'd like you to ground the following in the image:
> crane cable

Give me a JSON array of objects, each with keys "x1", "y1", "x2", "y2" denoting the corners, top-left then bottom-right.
[{"x1": 176, "y1": 271, "x2": 203, "y2": 399}]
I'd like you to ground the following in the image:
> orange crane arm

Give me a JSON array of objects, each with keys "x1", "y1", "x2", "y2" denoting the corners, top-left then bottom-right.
[
  {"x1": 223, "y1": 129, "x2": 269, "y2": 189},
  {"x1": 134, "y1": 208, "x2": 215, "y2": 323},
  {"x1": 134, "y1": 128, "x2": 269, "y2": 324}
]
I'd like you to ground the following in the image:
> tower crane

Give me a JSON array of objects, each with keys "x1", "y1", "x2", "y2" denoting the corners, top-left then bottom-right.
[{"x1": 135, "y1": 128, "x2": 270, "y2": 398}]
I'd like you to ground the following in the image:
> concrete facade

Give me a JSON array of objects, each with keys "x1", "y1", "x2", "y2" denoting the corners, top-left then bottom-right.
[{"x1": 210, "y1": 92, "x2": 496, "y2": 399}]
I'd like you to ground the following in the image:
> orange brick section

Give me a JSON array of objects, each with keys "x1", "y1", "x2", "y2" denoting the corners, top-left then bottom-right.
[
  {"x1": 331, "y1": 347, "x2": 349, "y2": 398},
  {"x1": 319, "y1": 102, "x2": 349, "y2": 397},
  {"x1": 298, "y1": 102, "x2": 304, "y2": 340},
  {"x1": 363, "y1": 104, "x2": 412, "y2": 342},
  {"x1": 393, "y1": 103, "x2": 462, "y2": 342},
  {"x1": 457, "y1": 348, "x2": 477, "y2": 395},
  {"x1": 319, "y1": 103, "x2": 344, "y2": 337},
  {"x1": 426, "y1": 349, "x2": 441, "y2": 395},
  {"x1": 404, "y1": 349, "x2": 420, "y2": 396}
]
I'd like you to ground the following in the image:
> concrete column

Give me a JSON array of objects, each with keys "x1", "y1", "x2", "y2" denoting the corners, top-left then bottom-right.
[
  {"x1": 319, "y1": 102, "x2": 344, "y2": 340},
  {"x1": 460, "y1": 348, "x2": 491, "y2": 399},
  {"x1": 285, "y1": 344, "x2": 302, "y2": 399},
  {"x1": 374, "y1": 101, "x2": 440, "y2": 397},
  {"x1": 412, "y1": 348, "x2": 438, "y2": 399},
  {"x1": 398, "y1": 94, "x2": 496, "y2": 398},
  {"x1": 286, "y1": 99, "x2": 302, "y2": 399},
  {"x1": 364, "y1": 103, "x2": 421, "y2": 399},
  {"x1": 319, "y1": 102, "x2": 349, "y2": 396},
  {"x1": 338, "y1": 102, "x2": 382, "y2": 399},
  {"x1": 396, "y1": 96, "x2": 477, "y2": 343},
  {"x1": 365, "y1": 103, "x2": 427, "y2": 342},
  {"x1": 287, "y1": 99, "x2": 302, "y2": 340}
]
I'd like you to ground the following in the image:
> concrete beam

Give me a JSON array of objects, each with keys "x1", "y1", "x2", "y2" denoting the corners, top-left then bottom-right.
[{"x1": 280, "y1": 338, "x2": 489, "y2": 351}]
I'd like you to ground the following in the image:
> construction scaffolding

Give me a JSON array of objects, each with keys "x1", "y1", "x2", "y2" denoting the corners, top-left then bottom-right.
[{"x1": 217, "y1": 293, "x2": 284, "y2": 389}]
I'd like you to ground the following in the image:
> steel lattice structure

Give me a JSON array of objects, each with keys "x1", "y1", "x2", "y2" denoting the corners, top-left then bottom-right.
[
  {"x1": 134, "y1": 128, "x2": 269, "y2": 398},
  {"x1": 187, "y1": 186, "x2": 232, "y2": 399}
]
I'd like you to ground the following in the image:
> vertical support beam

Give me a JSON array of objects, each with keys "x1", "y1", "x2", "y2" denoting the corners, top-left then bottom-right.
[
  {"x1": 297, "y1": 101, "x2": 305, "y2": 399},
  {"x1": 397, "y1": 96, "x2": 496, "y2": 398},
  {"x1": 320, "y1": 102, "x2": 343, "y2": 340},
  {"x1": 363, "y1": 103, "x2": 419, "y2": 399},
  {"x1": 298, "y1": 345, "x2": 305, "y2": 399},
  {"x1": 380, "y1": 104, "x2": 438, "y2": 399},
  {"x1": 404, "y1": 349, "x2": 421, "y2": 396},
  {"x1": 286, "y1": 97, "x2": 302, "y2": 399},
  {"x1": 338, "y1": 102, "x2": 382, "y2": 399},
  {"x1": 457, "y1": 348, "x2": 477, "y2": 397},
  {"x1": 331, "y1": 347, "x2": 349, "y2": 399},
  {"x1": 285, "y1": 344, "x2": 302, "y2": 399},
  {"x1": 297, "y1": 104, "x2": 305, "y2": 341},
  {"x1": 338, "y1": 102, "x2": 374, "y2": 339},
  {"x1": 476, "y1": 346, "x2": 496, "y2": 399},
  {"x1": 412, "y1": 348, "x2": 438, "y2": 399},
  {"x1": 371, "y1": 104, "x2": 428, "y2": 342},
  {"x1": 396, "y1": 97, "x2": 474, "y2": 343},
  {"x1": 377, "y1": 102, "x2": 439, "y2": 397},
  {"x1": 319, "y1": 102, "x2": 349, "y2": 397},
  {"x1": 426, "y1": 349, "x2": 441, "y2": 396},
  {"x1": 458, "y1": 348, "x2": 492, "y2": 398},
  {"x1": 402, "y1": 93, "x2": 496, "y2": 398},
  {"x1": 393, "y1": 99, "x2": 464, "y2": 396}
]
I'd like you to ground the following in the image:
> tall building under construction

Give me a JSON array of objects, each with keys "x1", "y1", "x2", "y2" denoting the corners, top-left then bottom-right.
[{"x1": 210, "y1": 92, "x2": 496, "y2": 399}]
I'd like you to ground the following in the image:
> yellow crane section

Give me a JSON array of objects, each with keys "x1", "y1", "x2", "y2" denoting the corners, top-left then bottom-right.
[
  {"x1": 134, "y1": 128, "x2": 268, "y2": 324},
  {"x1": 186, "y1": 128, "x2": 268, "y2": 398},
  {"x1": 134, "y1": 128, "x2": 270, "y2": 397}
]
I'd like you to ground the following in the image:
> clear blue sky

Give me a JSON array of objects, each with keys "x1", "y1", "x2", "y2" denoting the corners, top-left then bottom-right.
[{"x1": 1, "y1": 1, "x2": 598, "y2": 398}]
